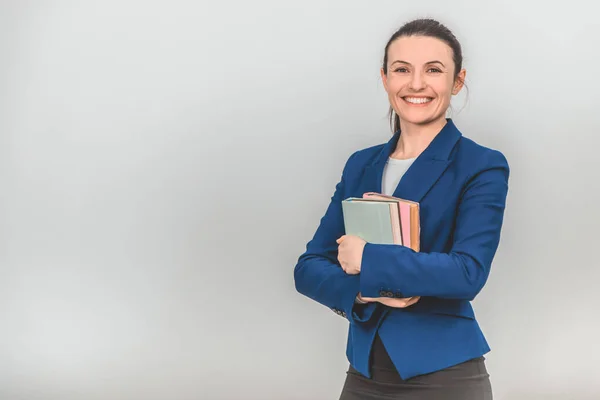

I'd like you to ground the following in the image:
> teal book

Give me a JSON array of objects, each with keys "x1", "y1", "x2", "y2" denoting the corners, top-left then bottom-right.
[{"x1": 341, "y1": 198, "x2": 402, "y2": 245}]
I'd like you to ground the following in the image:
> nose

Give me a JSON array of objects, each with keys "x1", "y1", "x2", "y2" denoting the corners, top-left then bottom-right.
[{"x1": 409, "y1": 71, "x2": 426, "y2": 90}]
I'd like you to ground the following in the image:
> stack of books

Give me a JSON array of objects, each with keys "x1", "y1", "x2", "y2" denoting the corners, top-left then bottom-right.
[
  {"x1": 341, "y1": 192, "x2": 421, "y2": 305},
  {"x1": 341, "y1": 192, "x2": 420, "y2": 251}
]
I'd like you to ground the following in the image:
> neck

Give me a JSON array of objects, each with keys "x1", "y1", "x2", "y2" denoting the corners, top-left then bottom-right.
[{"x1": 391, "y1": 117, "x2": 448, "y2": 159}]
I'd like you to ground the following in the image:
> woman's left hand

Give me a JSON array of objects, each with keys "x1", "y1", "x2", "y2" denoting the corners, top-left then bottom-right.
[
  {"x1": 360, "y1": 295, "x2": 420, "y2": 308},
  {"x1": 336, "y1": 235, "x2": 366, "y2": 275}
]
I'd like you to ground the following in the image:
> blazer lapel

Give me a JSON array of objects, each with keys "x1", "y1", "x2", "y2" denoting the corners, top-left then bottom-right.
[
  {"x1": 362, "y1": 119, "x2": 462, "y2": 203},
  {"x1": 392, "y1": 157, "x2": 451, "y2": 203}
]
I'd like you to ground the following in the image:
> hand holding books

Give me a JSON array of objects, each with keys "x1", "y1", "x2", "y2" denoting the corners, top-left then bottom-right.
[
  {"x1": 335, "y1": 235, "x2": 365, "y2": 275},
  {"x1": 336, "y1": 235, "x2": 417, "y2": 308},
  {"x1": 359, "y1": 293, "x2": 420, "y2": 308}
]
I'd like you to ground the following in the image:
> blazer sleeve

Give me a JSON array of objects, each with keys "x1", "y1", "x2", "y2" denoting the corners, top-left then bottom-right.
[
  {"x1": 359, "y1": 149, "x2": 510, "y2": 300},
  {"x1": 294, "y1": 152, "x2": 379, "y2": 324}
]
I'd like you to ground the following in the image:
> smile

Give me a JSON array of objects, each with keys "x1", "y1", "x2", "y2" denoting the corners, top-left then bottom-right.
[{"x1": 402, "y1": 97, "x2": 433, "y2": 105}]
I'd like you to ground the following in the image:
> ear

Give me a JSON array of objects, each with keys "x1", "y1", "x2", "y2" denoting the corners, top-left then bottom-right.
[
  {"x1": 452, "y1": 68, "x2": 466, "y2": 95},
  {"x1": 380, "y1": 68, "x2": 389, "y2": 91}
]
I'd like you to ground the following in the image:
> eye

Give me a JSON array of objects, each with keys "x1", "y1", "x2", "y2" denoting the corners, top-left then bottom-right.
[
  {"x1": 427, "y1": 67, "x2": 442, "y2": 73},
  {"x1": 394, "y1": 67, "x2": 409, "y2": 73}
]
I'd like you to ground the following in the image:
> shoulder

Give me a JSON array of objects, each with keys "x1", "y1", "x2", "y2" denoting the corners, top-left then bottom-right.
[
  {"x1": 455, "y1": 135, "x2": 510, "y2": 179},
  {"x1": 340, "y1": 142, "x2": 386, "y2": 175}
]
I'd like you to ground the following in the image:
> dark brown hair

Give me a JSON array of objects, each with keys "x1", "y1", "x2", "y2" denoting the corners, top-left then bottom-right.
[{"x1": 383, "y1": 18, "x2": 465, "y2": 133}]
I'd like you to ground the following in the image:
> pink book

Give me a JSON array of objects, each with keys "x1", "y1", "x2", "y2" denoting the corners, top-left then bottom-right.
[
  {"x1": 389, "y1": 202, "x2": 402, "y2": 245},
  {"x1": 398, "y1": 202, "x2": 411, "y2": 249}
]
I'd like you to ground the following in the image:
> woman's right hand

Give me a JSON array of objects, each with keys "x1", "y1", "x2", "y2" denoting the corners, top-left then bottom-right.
[{"x1": 359, "y1": 293, "x2": 420, "y2": 308}]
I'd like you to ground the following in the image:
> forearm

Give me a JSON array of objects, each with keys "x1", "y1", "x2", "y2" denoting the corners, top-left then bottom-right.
[
  {"x1": 295, "y1": 255, "x2": 358, "y2": 305},
  {"x1": 359, "y1": 244, "x2": 489, "y2": 300},
  {"x1": 294, "y1": 255, "x2": 378, "y2": 323}
]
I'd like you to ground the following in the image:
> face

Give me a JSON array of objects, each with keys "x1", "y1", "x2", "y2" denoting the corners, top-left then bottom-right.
[{"x1": 381, "y1": 35, "x2": 466, "y2": 128}]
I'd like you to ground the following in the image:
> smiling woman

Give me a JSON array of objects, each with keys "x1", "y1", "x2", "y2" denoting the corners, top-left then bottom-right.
[
  {"x1": 294, "y1": 17, "x2": 508, "y2": 400},
  {"x1": 382, "y1": 19, "x2": 466, "y2": 146}
]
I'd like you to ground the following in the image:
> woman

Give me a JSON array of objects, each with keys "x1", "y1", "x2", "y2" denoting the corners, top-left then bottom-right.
[{"x1": 293, "y1": 18, "x2": 509, "y2": 399}]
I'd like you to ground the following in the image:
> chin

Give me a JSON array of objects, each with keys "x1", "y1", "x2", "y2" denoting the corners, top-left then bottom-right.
[{"x1": 398, "y1": 112, "x2": 442, "y2": 126}]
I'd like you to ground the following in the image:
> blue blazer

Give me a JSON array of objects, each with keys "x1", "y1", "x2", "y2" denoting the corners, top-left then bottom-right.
[{"x1": 294, "y1": 119, "x2": 510, "y2": 380}]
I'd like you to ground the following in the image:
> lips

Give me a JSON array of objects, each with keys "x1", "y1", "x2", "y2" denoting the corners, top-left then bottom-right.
[{"x1": 402, "y1": 96, "x2": 433, "y2": 105}]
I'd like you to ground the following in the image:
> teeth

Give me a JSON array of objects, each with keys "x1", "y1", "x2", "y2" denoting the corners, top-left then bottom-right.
[{"x1": 404, "y1": 97, "x2": 432, "y2": 104}]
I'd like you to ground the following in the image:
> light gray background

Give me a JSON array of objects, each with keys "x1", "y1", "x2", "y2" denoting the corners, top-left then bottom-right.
[{"x1": 1, "y1": 1, "x2": 599, "y2": 399}]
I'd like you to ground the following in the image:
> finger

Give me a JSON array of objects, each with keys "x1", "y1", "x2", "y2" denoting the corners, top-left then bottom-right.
[{"x1": 390, "y1": 299, "x2": 410, "y2": 308}]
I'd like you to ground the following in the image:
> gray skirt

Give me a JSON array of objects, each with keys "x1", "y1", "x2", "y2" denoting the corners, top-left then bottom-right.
[{"x1": 339, "y1": 334, "x2": 493, "y2": 400}]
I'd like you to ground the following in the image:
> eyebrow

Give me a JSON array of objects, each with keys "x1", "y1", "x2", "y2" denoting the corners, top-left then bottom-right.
[{"x1": 391, "y1": 60, "x2": 446, "y2": 67}]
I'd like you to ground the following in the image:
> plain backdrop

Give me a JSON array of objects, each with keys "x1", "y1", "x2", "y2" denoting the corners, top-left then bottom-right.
[{"x1": 1, "y1": 1, "x2": 599, "y2": 399}]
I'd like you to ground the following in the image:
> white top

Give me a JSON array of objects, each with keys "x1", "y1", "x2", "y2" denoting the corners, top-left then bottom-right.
[{"x1": 381, "y1": 156, "x2": 416, "y2": 196}]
